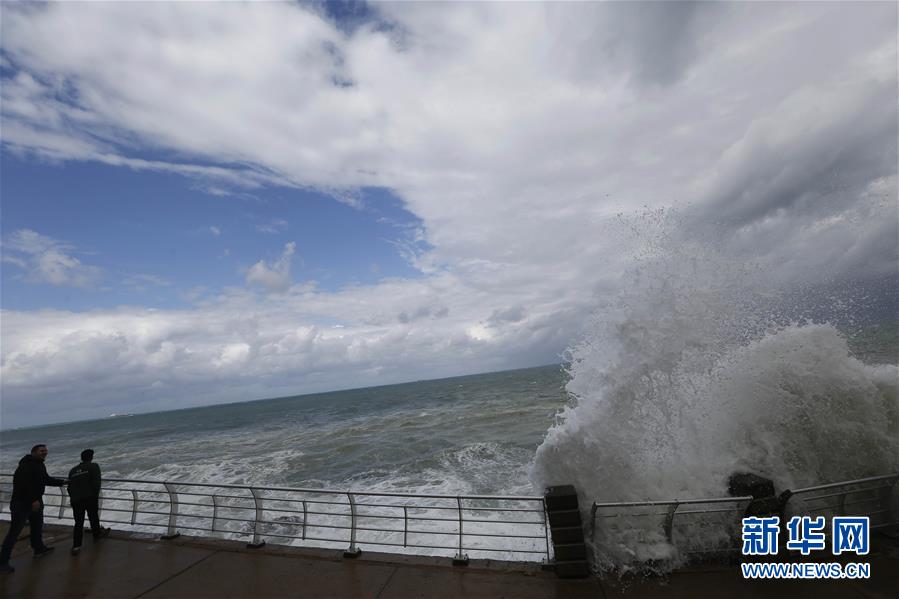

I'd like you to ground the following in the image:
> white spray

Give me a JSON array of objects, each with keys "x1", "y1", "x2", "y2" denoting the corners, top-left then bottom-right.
[{"x1": 530, "y1": 211, "x2": 899, "y2": 569}]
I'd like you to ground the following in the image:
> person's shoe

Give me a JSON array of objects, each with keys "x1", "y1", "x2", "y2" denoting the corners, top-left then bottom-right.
[
  {"x1": 94, "y1": 527, "x2": 111, "y2": 540},
  {"x1": 70, "y1": 547, "x2": 81, "y2": 556},
  {"x1": 0, "y1": 563, "x2": 14, "y2": 574},
  {"x1": 33, "y1": 546, "x2": 55, "y2": 558}
]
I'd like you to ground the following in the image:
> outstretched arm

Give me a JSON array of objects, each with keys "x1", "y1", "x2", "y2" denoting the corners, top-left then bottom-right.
[{"x1": 46, "y1": 473, "x2": 67, "y2": 487}]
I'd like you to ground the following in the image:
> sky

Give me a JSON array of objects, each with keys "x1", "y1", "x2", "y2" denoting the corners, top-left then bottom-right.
[{"x1": 1, "y1": 1, "x2": 896, "y2": 428}]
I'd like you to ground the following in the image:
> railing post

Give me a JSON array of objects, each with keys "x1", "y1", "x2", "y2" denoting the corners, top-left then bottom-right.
[
  {"x1": 0, "y1": 478, "x2": 7, "y2": 514},
  {"x1": 160, "y1": 482, "x2": 181, "y2": 540},
  {"x1": 344, "y1": 492, "x2": 361, "y2": 558},
  {"x1": 302, "y1": 500, "x2": 308, "y2": 540},
  {"x1": 543, "y1": 500, "x2": 551, "y2": 562},
  {"x1": 247, "y1": 487, "x2": 266, "y2": 548},
  {"x1": 58, "y1": 486, "x2": 66, "y2": 519},
  {"x1": 403, "y1": 506, "x2": 409, "y2": 548},
  {"x1": 664, "y1": 502, "x2": 680, "y2": 543},
  {"x1": 211, "y1": 494, "x2": 220, "y2": 533},
  {"x1": 131, "y1": 490, "x2": 139, "y2": 525},
  {"x1": 453, "y1": 496, "x2": 468, "y2": 565}
]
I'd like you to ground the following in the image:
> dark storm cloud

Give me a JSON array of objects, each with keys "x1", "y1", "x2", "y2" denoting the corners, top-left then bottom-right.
[
  {"x1": 699, "y1": 80, "x2": 897, "y2": 228},
  {"x1": 546, "y1": 1, "x2": 708, "y2": 87},
  {"x1": 604, "y1": 1, "x2": 705, "y2": 86}
]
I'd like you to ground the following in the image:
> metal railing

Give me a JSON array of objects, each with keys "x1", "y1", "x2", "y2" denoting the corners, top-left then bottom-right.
[
  {"x1": 590, "y1": 495, "x2": 753, "y2": 565},
  {"x1": 786, "y1": 473, "x2": 899, "y2": 531},
  {"x1": 0, "y1": 474, "x2": 551, "y2": 563},
  {"x1": 588, "y1": 473, "x2": 899, "y2": 567}
]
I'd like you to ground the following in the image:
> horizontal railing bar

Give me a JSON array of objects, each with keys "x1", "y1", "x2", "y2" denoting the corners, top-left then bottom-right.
[
  {"x1": 675, "y1": 507, "x2": 747, "y2": 516},
  {"x1": 98, "y1": 507, "x2": 170, "y2": 517},
  {"x1": 806, "y1": 506, "x2": 892, "y2": 517},
  {"x1": 458, "y1": 531, "x2": 546, "y2": 540},
  {"x1": 352, "y1": 512, "x2": 543, "y2": 526},
  {"x1": 451, "y1": 546, "x2": 547, "y2": 554},
  {"x1": 790, "y1": 474, "x2": 899, "y2": 494},
  {"x1": 0, "y1": 473, "x2": 543, "y2": 502},
  {"x1": 350, "y1": 503, "x2": 543, "y2": 514},
  {"x1": 593, "y1": 496, "x2": 752, "y2": 508},
  {"x1": 2, "y1": 475, "x2": 543, "y2": 506},
  {"x1": 595, "y1": 511, "x2": 674, "y2": 518},
  {"x1": 806, "y1": 502, "x2": 878, "y2": 512},
  {"x1": 100, "y1": 477, "x2": 545, "y2": 501},
  {"x1": 797, "y1": 488, "x2": 890, "y2": 502}
]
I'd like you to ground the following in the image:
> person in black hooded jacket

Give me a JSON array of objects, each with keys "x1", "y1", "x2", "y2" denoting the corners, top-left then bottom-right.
[
  {"x1": 67, "y1": 449, "x2": 110, "y2": 555},
  {"x1": 0, "y1": 444, "x2": 67, "y2": 573}
]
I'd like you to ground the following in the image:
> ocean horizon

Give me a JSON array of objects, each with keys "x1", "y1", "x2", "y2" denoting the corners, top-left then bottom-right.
[{"x1": 1, "y1": 362, "x2": 565, "y2": 433}]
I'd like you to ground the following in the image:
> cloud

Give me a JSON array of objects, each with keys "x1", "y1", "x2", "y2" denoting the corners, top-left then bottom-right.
[
  {"x1": 123, "y1": 274, "x2": 173, "y2": 292},
  {"x1": 0, "y1": 2, "x2": 896, "y2": 425},
  {"x1": 208, "y1": 226, "x2": 221, "y2": 236},
  {"x1": 2, "y1": 229, "x2": 102, "y2": 287},
  {"x1": 1, "y1": 3, "x2": 893, "y2": 285},
  {"x1": 0, "y1": 270, "x2": 575, "y2": 425},
  {"x1": 255, "y1": 219, "x2": 288, "y2": 235},
  {"x1": 245, "y1": 242, "x2": 296, "y2": 293},
  {"x1": 487, "y1": 305, "x2": 526, "y2": 327}
]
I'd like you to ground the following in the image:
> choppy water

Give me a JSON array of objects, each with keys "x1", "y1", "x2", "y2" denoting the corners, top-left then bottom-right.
[{"x1": 0, "y1": 365, "x2": 569, "y2": 497}]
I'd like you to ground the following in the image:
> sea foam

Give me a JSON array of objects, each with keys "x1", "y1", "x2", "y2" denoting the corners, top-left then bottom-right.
[{"x1": 530, "y1": 212, "x2": 899, "y2": 570}]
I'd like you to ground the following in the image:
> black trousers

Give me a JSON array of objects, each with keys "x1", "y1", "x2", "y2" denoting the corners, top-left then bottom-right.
[
  {"x1": 71, "y1": 497, "x2": 102, "y2": 548},
  {"x1": 0, "y1": 500, "x2": 45, "y2": 564}
]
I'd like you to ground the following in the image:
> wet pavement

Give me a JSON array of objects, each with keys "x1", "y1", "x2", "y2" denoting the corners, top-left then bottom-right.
[{"x1": 1, "y1": 522, "x2": 896, "y2": 598}]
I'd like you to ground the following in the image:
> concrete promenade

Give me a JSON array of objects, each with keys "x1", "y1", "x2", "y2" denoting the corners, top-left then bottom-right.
[{"x1": 1, "y1": 522, "x2": 897, "y2": 598}]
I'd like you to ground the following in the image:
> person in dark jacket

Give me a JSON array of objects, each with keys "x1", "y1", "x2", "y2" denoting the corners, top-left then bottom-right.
[
  {"x1": 0, "y1": 444, "x2": 67, "y2": 573},
  {"x1": 67, "y1": 449, "x2": 110, "y2": 555}
]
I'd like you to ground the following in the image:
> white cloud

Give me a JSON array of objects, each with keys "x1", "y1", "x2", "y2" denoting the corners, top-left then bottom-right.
[
  {"x1": 255, "y1": 218, "x2": 288, "y2": 235},
  {"x1": 2, "y1": 229, "x2": 102, "y2": 287},
  {"x1": 209, "y1": 226, "x2": 221, "y2": 236},
  {"x1": 0, "y1": 269, "x2": 575, "y2": 424},
  {"x1": 0, "y1": 2, "x2": 895, "y2": 425},
  {"x1": 245, "y1": 242, "x2": 296, "y2": 293},
  {"x1": 1, "y1": 3, "x2": 893, "y2": 282}
]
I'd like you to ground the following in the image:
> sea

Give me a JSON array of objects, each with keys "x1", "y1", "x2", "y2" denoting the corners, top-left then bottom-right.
[{"x1": 0, "y1": 364, "x2": 569, "y2": 496}]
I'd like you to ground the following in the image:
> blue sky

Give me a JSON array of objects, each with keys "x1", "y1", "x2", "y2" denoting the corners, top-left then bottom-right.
[
  {"x1": 0, "y1": 2, "x2": 895, "y2": 427},
  {"x1": 2, "y1": 151, "x2": 424, "y2": 311}
]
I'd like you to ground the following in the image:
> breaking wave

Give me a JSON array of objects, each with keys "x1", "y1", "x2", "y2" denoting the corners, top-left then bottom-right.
[{"x1": 530, "y1": 212, "x2": 899, "y2": 570}]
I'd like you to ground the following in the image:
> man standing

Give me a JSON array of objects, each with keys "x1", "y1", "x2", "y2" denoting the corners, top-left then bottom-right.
[
  {"x1": 67, "y1": 449, "x2": 110, "y2": 555},
  {"x1": 0, "y1": 444, "x2": 67, "y2": 573}
]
